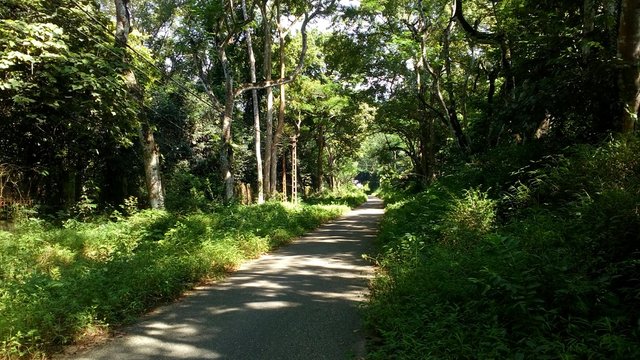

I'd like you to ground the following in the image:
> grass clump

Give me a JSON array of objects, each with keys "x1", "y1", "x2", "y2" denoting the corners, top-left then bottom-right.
[
  {"x1": 366, "y1": 137, "x2": 640, "y2": 359},
  {"x1": 0, "y1": 201, "x2": 349, "y2": 359}
]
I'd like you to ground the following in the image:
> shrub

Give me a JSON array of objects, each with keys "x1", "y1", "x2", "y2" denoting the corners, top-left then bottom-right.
[
  {"x1": 441, "y1": 188, "x2": 496, "y2": 248},
  {"x1": 366, "y1": 137, "x2": 640, "y2": 359},
  {"x1": 304, "y1": 185, "x2": 368, "y2": 208}
]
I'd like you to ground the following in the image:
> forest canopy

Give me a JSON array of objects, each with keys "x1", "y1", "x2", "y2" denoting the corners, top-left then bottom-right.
[{"x1": 1, "y1": 0, "x2": 638, "y2": 211}]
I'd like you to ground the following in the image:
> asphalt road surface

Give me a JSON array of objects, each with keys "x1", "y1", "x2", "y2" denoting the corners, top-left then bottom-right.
[{"x1": 67, "y1": 196, "x2": 384, "y2": 360}]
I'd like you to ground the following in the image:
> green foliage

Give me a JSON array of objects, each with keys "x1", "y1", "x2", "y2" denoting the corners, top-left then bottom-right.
[
  {"x1": 164, "y1": 166, "x2": 216, "y2": 213},
  {"x1": 366, "y1": 138, "x2": 640, "y2": 359},
  {"x1": 303, "y1": 185, "x2": 368, "y2": 208},
  {"x1": 0, "y1": 0, "x2": 143, "y2": 210},
  {"x1": 0, "y1": 202, "x2": 349, "y2": 358},
  {"x1": 441, "y1": 188, "x2": 496, "y2": 248}
]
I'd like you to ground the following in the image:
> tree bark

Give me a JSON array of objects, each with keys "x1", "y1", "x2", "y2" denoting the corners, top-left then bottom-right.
[
  {"x1": 220, "y1": 45, "x2": 235, "y2": 202},
  {"x1": 281, "y1": 152, "x2": 287, "y2": 198},
  {"x1": 414, "y1": 9, "x2": 435, "y2": 185},
  {"x1": 114, "y1": 0, "x2": 165, "y2": 209},
  {"x1": 271, "y1": 0, "x2": 286, "y2": 196},
  {"x1": 243, "y1": 0, "x2": 264, "y2": 204},
  {"x1": 443, "y1": 19, "x2": 471, "y2": 152},
  {"x1": 316, "y1": 124, "x2": 325, "y2": 192},
  {"x1": 261, "y1": 1, "x2": 274, "y2": 198},
  {"x1": 291, "y1": 112, "x2": 301, "y2": 203},
  {"x1": 617, "y1": 0, "x2": 640, "y2": 132},
  {"x1": 141, "y1": 123, "x2": 165, "y2": 209}
]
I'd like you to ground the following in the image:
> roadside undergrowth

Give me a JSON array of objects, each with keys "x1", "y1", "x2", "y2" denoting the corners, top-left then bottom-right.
[
  {"x1": 366, "y1": 137, "x2": 640, "y2": 359},
  {"x1": 0, "y1": 192, "x2": 363, "y2": 359}
]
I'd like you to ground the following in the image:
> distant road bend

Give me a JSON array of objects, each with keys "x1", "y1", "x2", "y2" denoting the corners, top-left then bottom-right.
[{"x1": 69, "y1": 196, "x2": 385, "y2": 360}]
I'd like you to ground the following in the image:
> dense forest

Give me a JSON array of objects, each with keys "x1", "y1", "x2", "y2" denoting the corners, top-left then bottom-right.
[{"x1": 1, "y1": 0, "x2": 640, "y2": 358}]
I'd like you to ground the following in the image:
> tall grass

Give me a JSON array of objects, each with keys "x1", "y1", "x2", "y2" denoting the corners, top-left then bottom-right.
[
  {"x1": 0, "y1": 198, "x2": 354, "y2": 359},
  {"x1": 366, "y1": 137, "x2": 640, "y2": 359}
]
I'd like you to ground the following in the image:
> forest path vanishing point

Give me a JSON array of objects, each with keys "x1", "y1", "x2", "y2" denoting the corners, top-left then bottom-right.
[{"x1": 66, "y1": 196, "x2": 385, "y2": 360}]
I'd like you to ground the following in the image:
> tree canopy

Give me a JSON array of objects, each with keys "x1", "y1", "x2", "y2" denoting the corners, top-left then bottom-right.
[{"x1": 2, "y1": 0, "x2": 637, "y2": 209}]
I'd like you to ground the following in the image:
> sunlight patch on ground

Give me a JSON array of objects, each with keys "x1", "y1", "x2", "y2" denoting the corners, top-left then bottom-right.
[{"x1": 245, "y1": 301, "x2": 300, "y2": 310}]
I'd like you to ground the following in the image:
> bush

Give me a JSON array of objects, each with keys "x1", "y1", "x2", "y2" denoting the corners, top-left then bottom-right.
[
  {"x1": 441, "y1": 188, "x2": 496, "y2": 248},
  {"x1": 366, "y1": 137, "x2": 640, "y2": 359},
  {"x1": 303, "y1": 185, "x2": 368, "y2": 208}
]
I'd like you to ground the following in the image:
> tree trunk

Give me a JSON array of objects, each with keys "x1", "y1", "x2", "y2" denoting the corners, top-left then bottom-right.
[
  {"x1": 443, "y1": 19, "x2": 471, "y2": 152},
  {"x1": 415, "y1": 11, "x2": 436, "y2": 185},
  {"x1": 141, "y1": 123, "x2": 164, "y2": 209},
  {"x1": 291, "y1": 113, "x2": 301, "y2": 204},
  {"x1": 260, "y1": 1, "x2": 274, "y2": 198},
  {"x1": 328, "y1": 146, "x2": 335, "y2": 191},
  {"x1": 243, "y1": 0, "x2": 264, "y2": 204},
  {"x1": 316, "y1": 125, "x2": 325, "y2": 192},
  {"x1": 220, "y1": 46, "x2": 235, "y2": 202},
  {"x1": 617, "y1": 0, "x2": 640, "y2": 132},
  {"x1": 261, "y1": 2, "x2": 274, "y2": 198},
  {"x1": 61, "y1": 168, "x2": 77, "y2": 210},
  {"x1": 114, "y1": 0, "x2": 164, "y2": 209},
  {"x1": 281, "y1": 153, "x2": 287, "y2": 198},
  {"x1": 271, "y1": 0, "x2": 286, "y2": 196}
]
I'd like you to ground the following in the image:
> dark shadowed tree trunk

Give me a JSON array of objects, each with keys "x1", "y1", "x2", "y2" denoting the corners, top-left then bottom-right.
[
  {"x1": 243, "y1": 0, "x2": 264, "y2": 204},
  {"x1": 617, "y1": 0, "x2": 640, "y2": 132},
  {"x1": 114, "y1": 0, "x2": 164, "y2": 209}
]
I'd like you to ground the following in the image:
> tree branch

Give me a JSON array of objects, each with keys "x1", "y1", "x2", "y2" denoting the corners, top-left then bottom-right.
[
  {"x1": 452, "y1": 0, "x2": 502, "y2": 44},
  {"x1": 234, "y1": 0, "x2": 337, "y2": 96}
]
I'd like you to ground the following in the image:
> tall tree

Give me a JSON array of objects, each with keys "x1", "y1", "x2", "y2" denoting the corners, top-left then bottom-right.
[
  {"x1": 242, "y1": 0, "x2": 265, "y2": 204},
  {"x1": 261, "y1": 0, "x2": 276, "y2": 199},
  {"x1": 114, "y1": 0, "x2": 165, "y2": 209}
]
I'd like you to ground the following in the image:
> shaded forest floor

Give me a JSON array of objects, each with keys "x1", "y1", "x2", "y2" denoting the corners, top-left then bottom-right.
[{"x1": 365, "y1": 137, "x2": 640, "y2": 359}]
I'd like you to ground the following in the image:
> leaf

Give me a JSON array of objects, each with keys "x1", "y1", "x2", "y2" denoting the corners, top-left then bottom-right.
[{"x1": 12, "y1": 94, "x2": 36, "y2": 104}]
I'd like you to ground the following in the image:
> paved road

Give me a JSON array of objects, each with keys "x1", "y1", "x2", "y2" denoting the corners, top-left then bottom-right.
[{"x1": 68, "y1": 196, "x2": 384, "y2": 360}]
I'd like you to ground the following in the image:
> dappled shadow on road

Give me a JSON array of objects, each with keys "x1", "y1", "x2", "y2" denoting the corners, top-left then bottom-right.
[{"x1": 69, "y1": 197, "x2": 384, "y2": 360}]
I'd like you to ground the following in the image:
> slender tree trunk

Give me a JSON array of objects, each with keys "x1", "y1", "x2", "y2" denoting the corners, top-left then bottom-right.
[
  {"x1": 328, "y1": 147, "x2": 335, "y2": 191},
  {"x1": 291, "y1": 112, "x2": 301, "y2": 203},
  {"x1": 291, "y1": 141, "x2": 297, "y2": 203},
  {"x1": 243, "y1": 0, "x2": 264, "y2": 204},
  {"x1": 114, "y1": 0, "x2": 164, "y2": 209},
  {"x1": 316, "y1": 125, "x2": 324, "y2": 192},
  {"x1": 220, "y1": 46, "x2": 235, "y2": 201},
  {"x1": 261, "y1": 2, "x2": 274, "y2": 198},
  {"x1": 617, "y1": 0, "x2": 640, "y2": 132},
  {"x1": 61, "y1": 167, "x2": 77, "y2": 210},
  {"x1": 415, "y1": 14, "x2": 435, "y2": 185},
  {"x1": 443, "y1": 19, "x2": 471, "y2": 152},
  {"x1": 281, "y1": 153, "x2": 287, "y2": 198},
  {"x1": 271, "y1": 0, "x2": 286, "y2": 196}
]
